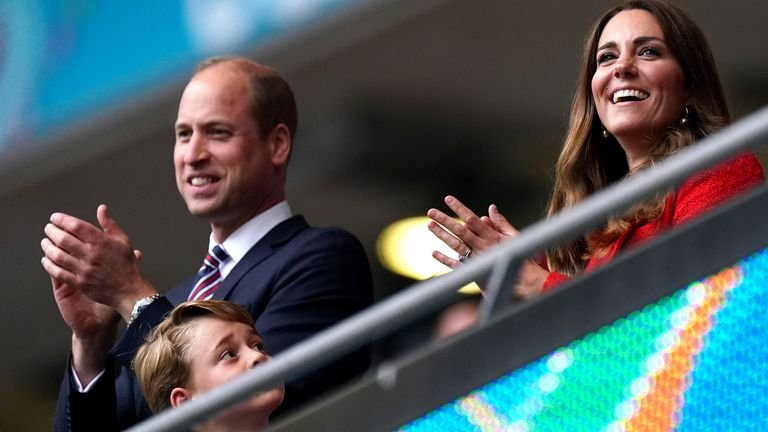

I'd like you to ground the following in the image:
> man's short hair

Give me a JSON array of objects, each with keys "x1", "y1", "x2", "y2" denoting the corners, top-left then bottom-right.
[
  {"x1": 195, "y1": 56, "x2": 298, "y2": 141},
  {"x1": 133, "y1": 300, "x2": 257, "y2": 413}
]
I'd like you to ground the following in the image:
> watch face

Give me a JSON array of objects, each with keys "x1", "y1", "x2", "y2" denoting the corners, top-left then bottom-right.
[
  {"x1": 130, "y1": 295, "x2": 160, "y2": 325},
  {"x1": 139, "y1": 295, "x2": 159, "y2": 310}
]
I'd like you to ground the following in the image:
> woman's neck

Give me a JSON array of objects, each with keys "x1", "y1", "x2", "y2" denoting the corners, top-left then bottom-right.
[{"x1": 616, "y1": 135, "x2": 654, "y2": 173}]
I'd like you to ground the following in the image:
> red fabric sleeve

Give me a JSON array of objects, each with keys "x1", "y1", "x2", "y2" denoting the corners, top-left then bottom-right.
[
  {"x1": 671, "y1": 152, "x2": 764, "y2": 224},
  {"x1": 542, "y1": 271, "x2": 571, "y2": 292},
  {"x1": 541, "y1": 152, "x2": 763, "y2": 294}
]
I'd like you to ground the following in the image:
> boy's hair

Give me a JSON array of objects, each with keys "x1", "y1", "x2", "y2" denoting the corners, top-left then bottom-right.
[{"x1": 133, "y1": 300, "x2": 256, "y2": 413}]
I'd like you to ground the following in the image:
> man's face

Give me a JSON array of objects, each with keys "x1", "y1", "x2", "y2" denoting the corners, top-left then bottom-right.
[{"x1": 174, "y1": 65, "x2": 286, "y2": 240}]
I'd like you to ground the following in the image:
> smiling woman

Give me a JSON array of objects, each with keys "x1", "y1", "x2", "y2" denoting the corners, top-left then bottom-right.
[
  {"x1": 427, "y1": 0, "x2": 764, "y2": 301},
  {"x1": 592, "y1": 9, "x2": 688, "y2": 170}
]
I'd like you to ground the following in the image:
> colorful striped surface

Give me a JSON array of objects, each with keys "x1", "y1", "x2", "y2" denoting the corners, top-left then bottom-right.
[{"x1": 401, "y1": 247, "x2": 768, "y2": 431}]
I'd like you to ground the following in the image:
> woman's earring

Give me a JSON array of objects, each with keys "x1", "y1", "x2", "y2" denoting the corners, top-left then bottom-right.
[
  {"x1": 680, "y1": 106, "x2": 690, "y2": 126},
  {"x1": 602, "y1": 127, "x2": 610, "y2": 139}
]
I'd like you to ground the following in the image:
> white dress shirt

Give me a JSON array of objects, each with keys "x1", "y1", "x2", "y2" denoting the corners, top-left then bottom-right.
[{"x1": 215, "y1": 200, "x2": 292, "y2": 278}]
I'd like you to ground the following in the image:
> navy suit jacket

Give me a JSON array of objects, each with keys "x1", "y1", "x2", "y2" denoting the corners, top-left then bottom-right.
[{"x1": 54, "y1": 215, "x2": 373, "y2": 431}]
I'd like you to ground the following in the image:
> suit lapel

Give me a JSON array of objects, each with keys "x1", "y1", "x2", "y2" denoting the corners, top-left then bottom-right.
[
  {"x1": 169, "y1": 278, "x2": 195, "y2": 304},
  {"x1": 213, "y1": 215, "x2": 309, "y2": 300}
]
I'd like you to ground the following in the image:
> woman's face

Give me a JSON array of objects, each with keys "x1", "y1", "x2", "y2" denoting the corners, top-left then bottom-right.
[{"x1": 591, "y1": 9, "x2": 688, "y2": 153}]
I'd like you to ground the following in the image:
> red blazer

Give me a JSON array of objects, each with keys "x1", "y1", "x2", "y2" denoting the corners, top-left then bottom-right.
[{"x1": 543, "y1": 152, "x2": 765, "y2": 291}]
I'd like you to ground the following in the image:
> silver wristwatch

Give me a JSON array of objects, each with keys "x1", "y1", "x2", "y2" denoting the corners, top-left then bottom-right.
[{"x1": 128, "y1": 294, "x2": 160, "y2": 326}]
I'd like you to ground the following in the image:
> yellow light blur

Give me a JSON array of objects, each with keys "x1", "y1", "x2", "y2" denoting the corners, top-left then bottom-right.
[{"x1": 376, "y1": 216, "x2": 480, "y2": 294}]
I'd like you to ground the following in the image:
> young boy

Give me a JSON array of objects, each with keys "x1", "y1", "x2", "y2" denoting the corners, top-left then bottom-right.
[{"x1": 133, "y1": 300, "x2": 284, "y2": 431}]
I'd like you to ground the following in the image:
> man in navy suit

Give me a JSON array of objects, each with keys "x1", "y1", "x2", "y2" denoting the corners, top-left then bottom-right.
[{"x1": 41, "y1": 56, "x2": 373, "y2": 430}]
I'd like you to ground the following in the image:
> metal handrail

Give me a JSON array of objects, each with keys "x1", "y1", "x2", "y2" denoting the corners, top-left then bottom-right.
[{"x1": 127, "y1": 104, "x2": 768, "y2": 432}]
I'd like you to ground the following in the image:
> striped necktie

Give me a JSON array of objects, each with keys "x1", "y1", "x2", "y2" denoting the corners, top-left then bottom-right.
[{"x1": 188, "y1": 245, "x2": 230, "y2": 301}]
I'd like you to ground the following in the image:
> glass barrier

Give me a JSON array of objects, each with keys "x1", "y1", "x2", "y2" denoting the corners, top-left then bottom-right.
[{"x1": 401, "y1": 247, "x2": 768, "y2": 431}]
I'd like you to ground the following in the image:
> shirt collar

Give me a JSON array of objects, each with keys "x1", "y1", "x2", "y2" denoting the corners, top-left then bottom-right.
[{"x1": 207, "y1": 201, "x2": 292, "y2": 278}]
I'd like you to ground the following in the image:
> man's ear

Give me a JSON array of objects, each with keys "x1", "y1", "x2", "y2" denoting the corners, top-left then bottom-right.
[
  {"x1": 268, "y1": 124, "x2": 292, "y2": 167},
  {"x1": 170, "y1": 387, "x2": 192, "y2": 408}
]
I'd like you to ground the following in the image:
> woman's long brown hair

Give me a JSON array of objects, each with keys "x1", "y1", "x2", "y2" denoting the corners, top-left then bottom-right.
[{"x1": 546, "y1": 0, "x2": 730, "y2": 275}]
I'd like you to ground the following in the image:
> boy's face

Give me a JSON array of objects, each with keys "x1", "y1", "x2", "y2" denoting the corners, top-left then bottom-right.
[{"x1": 171, "y1": 316, "x2": 284, "y2": 428}]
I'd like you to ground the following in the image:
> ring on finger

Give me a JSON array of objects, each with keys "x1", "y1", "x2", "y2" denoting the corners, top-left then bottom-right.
[{"x1": 459, "y1": 248, "x2": 472, "y2": 263}]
